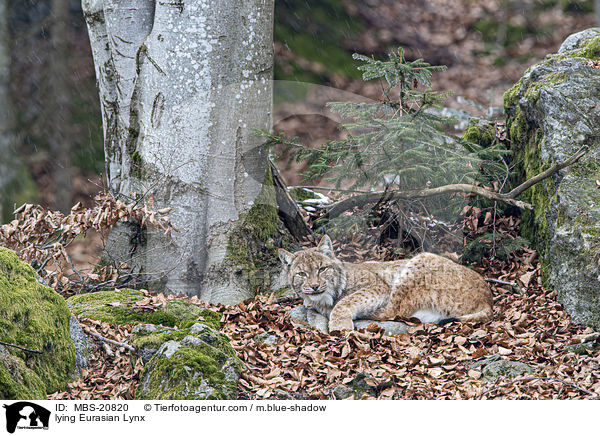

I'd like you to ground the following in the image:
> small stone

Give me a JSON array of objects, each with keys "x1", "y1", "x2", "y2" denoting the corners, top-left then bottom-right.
[
  {"x1": 189, "y1": 323, "x2": 217, "y2": 335},
  {"x1": 131, "y1": 324, "x2": 164, "y2": 335},
  {"x1": 274, "y1": 389, "x2": 292, "y2": 400},
  {"x1": 181, "y1": 335, "x2": 206, "y2": 348},
  {"x1": 353, "y1": 320, "x2": 410, "y2": 336},
  {"x1": 253, "y1": 333, "x2": 277, "y2": 345},
  {"x1": 332, "y1": 384, "x2": 353, "y2": 400},
  {"x1": 565, "y1": 342, "x2": 599, "y2": 355},
  {"x1": 189, "y1": 323, "x2": 219, "y2": 344},
  {"x1": 288, "y1": 305, "x2": 308, "y2": 323},
  {"x1": 482, "y1": 359, "x2": 534, "y2": 382},
  {"x1": 157, "y1": 340, "x2": 181, "y2": 358}
]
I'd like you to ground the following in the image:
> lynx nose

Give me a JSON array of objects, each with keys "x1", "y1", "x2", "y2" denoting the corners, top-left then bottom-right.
[{"x1": 310, "y1": 284, "x2": 320, "y2": 292}]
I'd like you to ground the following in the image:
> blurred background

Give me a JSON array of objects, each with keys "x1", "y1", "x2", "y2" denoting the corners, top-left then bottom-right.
[{"x1": 0, "y1": 0, "x2": 597, "y2": 220}]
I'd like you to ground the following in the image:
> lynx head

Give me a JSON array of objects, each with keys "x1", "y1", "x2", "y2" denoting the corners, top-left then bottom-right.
[{"x1": 278, "y1": 235, "x2": 346, "y2": 313}]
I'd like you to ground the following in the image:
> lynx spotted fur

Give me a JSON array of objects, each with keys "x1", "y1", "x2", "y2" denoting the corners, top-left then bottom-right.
[{"x1": 279, "y1": 235, "x2": 493, "y2": 332}]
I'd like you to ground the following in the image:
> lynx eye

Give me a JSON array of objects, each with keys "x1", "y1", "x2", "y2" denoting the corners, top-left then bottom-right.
[
  {"x1": 318, "y1": 266, "x2": 329, "y2": 273},
  {"x1": 296, "y1": 271, "x2": 308, "y2": 278}
]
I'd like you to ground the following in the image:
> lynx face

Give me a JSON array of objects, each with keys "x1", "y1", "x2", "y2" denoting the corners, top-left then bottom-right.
[{"x1": 279, "y1": 239, "x2": 346, "y2": 315}]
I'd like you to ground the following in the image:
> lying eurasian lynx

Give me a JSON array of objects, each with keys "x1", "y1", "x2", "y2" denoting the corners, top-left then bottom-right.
[{"x1": 279, "y1": 235, "x2": 493, "y2": 332}]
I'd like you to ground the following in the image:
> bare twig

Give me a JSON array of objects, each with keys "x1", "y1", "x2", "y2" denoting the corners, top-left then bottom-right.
[
  {"x1": 86, "y1": 329, "x2": 135, "y2": 352},
  {"x1": 0, "y1": 340, "x2": 43, "y2": 354},
  {"x1": 484, "y1": 278, "x2": 518, "y2": 287},
  {"x1": 326, "y1": 145, "x2": 590, "y2": 218},
  {"x1": 505, "y1": 144, "x2": 589, "y2": 199}
]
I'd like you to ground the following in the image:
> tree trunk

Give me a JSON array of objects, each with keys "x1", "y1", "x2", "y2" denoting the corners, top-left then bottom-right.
[
  {"x1": 49, "y1": 0, "x2": 73, "y2": 213},
  {"x1": 82, "y1": 0, "x2": 279, "y2": 304},
  {"x1": 0, "y1": 0, "x2": 20, "y2": 222}
]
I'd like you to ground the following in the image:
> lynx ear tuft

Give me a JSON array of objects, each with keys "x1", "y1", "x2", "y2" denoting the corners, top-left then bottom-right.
[
  {"x1": 317, "y1": 234, "x2": 335, "y2": 258},
  {"x1": 278, "y1": 249, "x2": 295, "y2": 267}
]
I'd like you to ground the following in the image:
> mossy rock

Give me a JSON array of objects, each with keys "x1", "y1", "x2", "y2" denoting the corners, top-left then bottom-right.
[
  {"x1": 0, "y1": 247, "x2": 75, "y2": 399},
  {"x1": 504, "y1": 28, "x2": 600, "y2": 328},
  {"x1": 461, "y1": 118, "x2": 497, "y2": 148},
  {"x1": 565, "y1": 341, "x2": 600, "y2": 355},
  {"x1": 482, "y1": 359, "x2": 535, "y2": 382},
  {"x1": 66, "y1": 289, "x2": 221, "y2": 329},
  {"x1": 66, "y1": 288, "x2": 240, "y2": 400},
  {"x1": 0, "y1": 346, "x2": 46, "y2": 400},
  {"x1": 133, "y1": 323, "x2": 243, "y2": 400}
]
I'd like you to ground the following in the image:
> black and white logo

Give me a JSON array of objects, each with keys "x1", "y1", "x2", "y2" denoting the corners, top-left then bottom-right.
[{"x1": 2, "y1": 402, "x2": 50, "y2": 434}]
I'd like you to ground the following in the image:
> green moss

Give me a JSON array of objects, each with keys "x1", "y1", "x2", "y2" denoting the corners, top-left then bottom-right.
[
  {"x1": 288, "y1": 187, "x2": 320, "y2": 202},
  {"x1": 503, "y1": 79, "x2": 522, "y2": 110},
  {"x1": 132, "y1": 326, "x2": 234, "y2": 359},
  {"x1": 179, "y1": 309, "x2": 221, "y2": 330},
  {"x1": 136, "y1": 345, "x2": 238, "y2": 400},
  {"x1": 226, "y1": 163, "x2": 284, "y2": 293},
  {"x1": 578, "y1": 35, "x2": 600, "y2": 59},
  {"x1": 132, "y1": 329, "x2": 188, "y2": 351},
  {"x1": 0, "y1": 248, "x2": 75, "y2": 397},
  {"x1": 130, "y1": 150, "x2": 143, "y2": 178},
  {"x1": 461, "y1": 119, "x2": 496, "y2": 147},
  {"x1": 503, "y1": 71, "x2": 566, "y2": 259},
  {"x1": 569, "y1": 153, "x2": 600, "y2": 178},
  {"x1": 134, "y1": 323, "x2": 242, "y2": 400},
  {"x1": 67, "y1": 289, "x2": 215, "y2": 328},
  {"x1": 0, "y1": 354, "x2": 46, "y2": 400}
]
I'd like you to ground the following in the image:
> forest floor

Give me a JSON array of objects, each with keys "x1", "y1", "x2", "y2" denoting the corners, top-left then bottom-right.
[
  {"x1": 49, "y1": 204, "x2": 600, "y2": 400},
  {"x1": 47, "y1": 1, "x2": 600, "y2": 400},
  {"x1": 50, "y1": 244, "x2": 600, "y2": 400}
]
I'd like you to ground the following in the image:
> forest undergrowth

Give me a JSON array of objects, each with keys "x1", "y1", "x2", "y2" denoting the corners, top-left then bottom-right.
[{"x1": 42, "y1": 201, "x2": 600, "y2": 400}]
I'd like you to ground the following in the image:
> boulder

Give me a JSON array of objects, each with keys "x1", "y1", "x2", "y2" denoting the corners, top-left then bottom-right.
[
  {"x1": 67, "y1": 289, "x2": 221, "y2": 329},
  {"x1": 132, "y1": 323, "x2": 242, "y2": 400},
  {"x1": 69, "y1": 315, "x2": 91, "y2": 377},
  {"x1": 0, "y1": 247, "x2": 76, "y2": 399},
  {"x1": 504, "y1": 28, "x2": 600, "y2": 328},
  {"x1": 67, "y1": 289, "x2": 241, "y2": 400}
]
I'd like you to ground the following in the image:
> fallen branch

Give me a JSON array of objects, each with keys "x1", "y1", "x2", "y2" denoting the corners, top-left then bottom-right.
[
  {"x1": 85, "y1": 329, "x2": 135, "y2": 352},
  {"x1": 484, "y1": 278, "x2": 518, "y2": 287},
  {"x1": 0, "y1": 340, "x2": 43, "y2": 354},
  {"x1": 326, "y1": 145, "x2": 590, "y2": 218}
]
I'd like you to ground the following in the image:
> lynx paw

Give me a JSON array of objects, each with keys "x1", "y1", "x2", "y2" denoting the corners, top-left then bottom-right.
[{"x1": 328, "y1": 317, "x2": 354, "y2": 332}]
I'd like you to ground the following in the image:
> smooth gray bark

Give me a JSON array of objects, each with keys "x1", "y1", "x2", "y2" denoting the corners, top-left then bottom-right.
[{"x1": 83, "y1": 0, "x2": 275, "y2": 303}]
